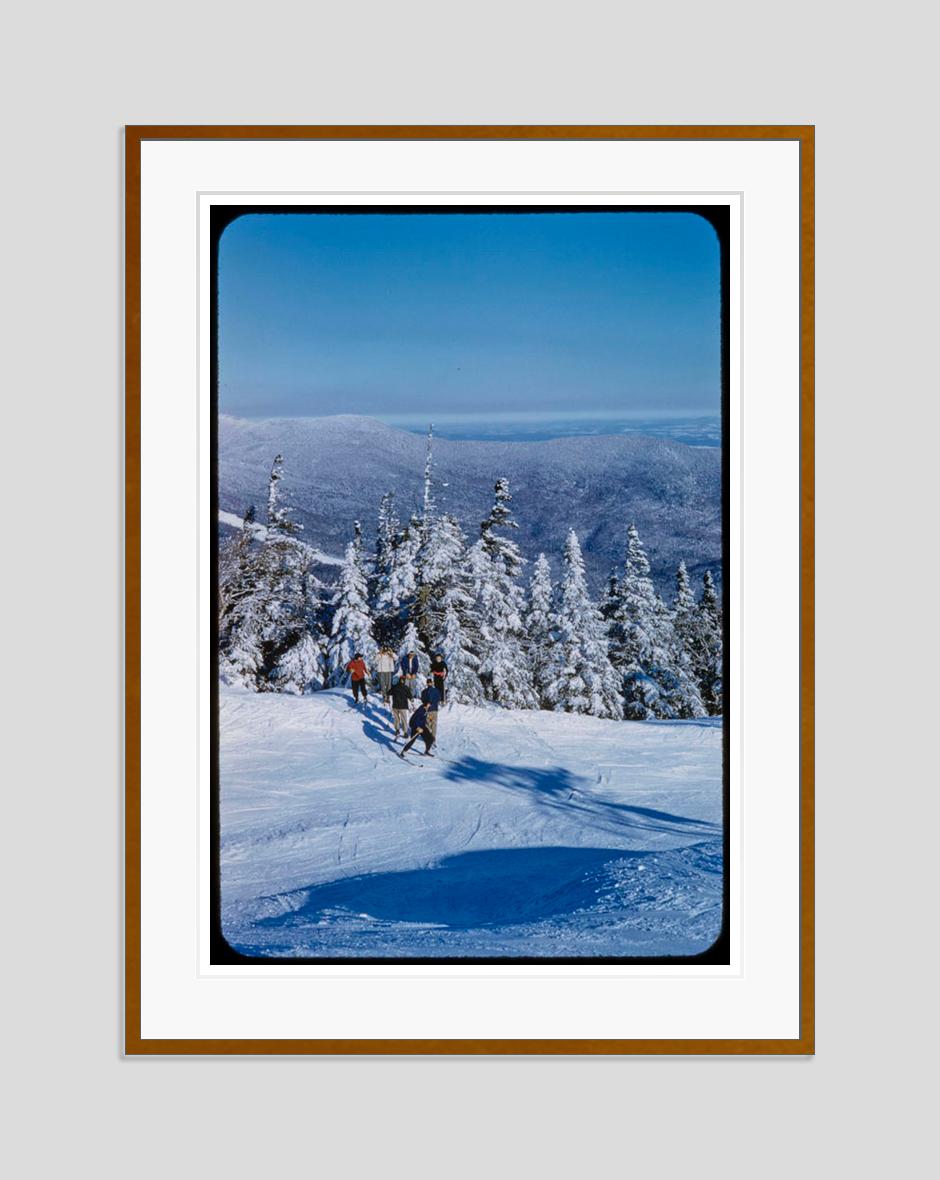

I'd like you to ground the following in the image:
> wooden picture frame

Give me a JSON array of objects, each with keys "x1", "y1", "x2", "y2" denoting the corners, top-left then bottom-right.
[{"x1": 125, "y1": 125, "x2": 813, "y2": 1054}]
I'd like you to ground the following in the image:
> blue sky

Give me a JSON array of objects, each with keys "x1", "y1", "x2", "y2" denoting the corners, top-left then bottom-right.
[{"x1": 218, "y1": 210, "x2": 721, "y2": 419}]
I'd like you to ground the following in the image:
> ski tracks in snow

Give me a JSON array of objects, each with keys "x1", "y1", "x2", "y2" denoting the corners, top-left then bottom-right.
[{"x1": 218, "y1": 685, "x2": 724, "y2": 955}]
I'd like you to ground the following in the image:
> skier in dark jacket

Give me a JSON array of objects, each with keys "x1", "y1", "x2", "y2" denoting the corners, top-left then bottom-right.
[
  {"x1": 430, "y1": 653, "x2": 448, "y2": 703},
  {"x1": 400, "y1": 650, "x2": 419, "y2": 699},
  {"x1": 420, "y1": 678, "x2": 441, "y2": 741},
  {"x1": 399, "y1": 703, "x2": 435, "y2": 757},
  {"x1": 390, "y1": 676, "x2": 412, "y2": 738}
]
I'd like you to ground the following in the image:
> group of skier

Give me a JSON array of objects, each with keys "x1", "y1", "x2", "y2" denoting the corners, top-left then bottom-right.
[{"x1": 344, "y1": 647, "x2": 449, "y2": 758}]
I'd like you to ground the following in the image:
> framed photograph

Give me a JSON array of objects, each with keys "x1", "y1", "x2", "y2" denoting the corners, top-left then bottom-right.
[{"x1": 125, "y1": 125, "x2": 813, "y2": 1053}]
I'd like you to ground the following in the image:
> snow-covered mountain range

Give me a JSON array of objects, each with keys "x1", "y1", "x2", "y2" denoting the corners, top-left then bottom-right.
[{"x1": 218, "y1": 414, "x2": 722, "y2": 594}]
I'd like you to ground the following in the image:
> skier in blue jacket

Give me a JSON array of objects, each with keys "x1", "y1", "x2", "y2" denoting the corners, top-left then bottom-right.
[
  {"x1": 399, "y1": 650, "x2": 420, "y2": 699},
  {"x1": 420, "y1": 678, "x2": 441, "y2": 741}
]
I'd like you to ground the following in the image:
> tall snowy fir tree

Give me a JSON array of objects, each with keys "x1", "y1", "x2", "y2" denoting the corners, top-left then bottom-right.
[
  {"x1": 422, "y1": 423, "x2": 435, "y2": 529},
  {"x1": 265, "y1": 454, "x2": 325, "y2": 693},
  {"x1": 370, "y1": 492, "x2": 400, "y2": 644},
  {"x1": 608, "y1": 523, "x2": 660, "y2": 717},
  {"x1": 470, "y1": 479, "x2": 538, "y2": 709},
  {"x1": 266, "y1": 454, "x2": 300, "y2": 538},
  {"x1": 672, "y1": 561, "x2": 698, "y2": 642},
  {"x1": 396, "y1": 619, "x2": 427, "y2": 681},
  {"x1": 412, "y1": 429, "x2": 438, "y2": 651},
  {"x1": 609, "y1": 523, "x2": 703, "y2": 719},
  {"x1": 219, "y1": 457, "x2": 325, "y2": 693},
  {"x1": 326, "y1": 538, "x2": 377, "y2": 686},
  {"x1": 372, "y1": 511, "x2": 421, "y2": 650},
  {"x1": 270, "y1": 534, "x2": 325, "y2": 693},
  {"x1": 411, "y1": 424, "x2": 447, "y2": 650},
  {"x1": 416, "y1": 512, "x2": 466, "y2": 654},
  {"x1": 697, "y1": 570, "x2": 723, "y2": 715},
  {"x1": 218, "y1": 506, "x2": 266, "y2": 688},
  {"x1": 434, "y1": 600, "x2": 484, "y2": 705},
  {"x1": 599, "y1": 567, "x2": 620, "y2": 624},
  {"x1": 546, "y1": 531, "x2": 622, "y2": 718},
  {"x1": 670, "y1": 560, "x2": 714, "y2": 716},
  {"x1": 653, "y1": 591, "x2": 705, "y2": 718},
  {"x1": 218, "y1": 505, "x2": 258, "y2": 633},
  {"x1": 421, "y1": 515, "x2": 484, "y2": 704},
  {"x1": 524, "y1": 553, "x2": 556, "y2": 708}
]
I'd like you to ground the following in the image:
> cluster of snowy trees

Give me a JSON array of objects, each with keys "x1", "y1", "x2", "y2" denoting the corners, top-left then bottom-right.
[{"x1": 218, "y1": 435, "x2": 723, "y2": 719}]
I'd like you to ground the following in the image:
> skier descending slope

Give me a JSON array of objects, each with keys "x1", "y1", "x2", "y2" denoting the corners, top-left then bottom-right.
[{"x1": 399, "y1": 702, "x2": 435, "y2": 758}]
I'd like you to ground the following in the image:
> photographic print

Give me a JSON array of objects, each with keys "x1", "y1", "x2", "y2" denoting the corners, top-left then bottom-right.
[
  {"x1": 213, "y1": 204, "x2": 728, "y2": 964},
  {"x1": 127, "y1": 125, "x2": 813, "y2": 1052}
]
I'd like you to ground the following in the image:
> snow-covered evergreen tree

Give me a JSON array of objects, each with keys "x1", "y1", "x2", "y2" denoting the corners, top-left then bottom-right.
[
  {"x1": 610, "y1": 523, "x2": 703, "y2": 719},
  {"x1": 370, "y1": 492, "x2": 399, "y2": 644},
  {"x1": 662, "y1": 562, "x2": 722, "y2": 717},
  {"x1": 599, "y1": 566, "x2": 620, "y2": 624},
  {"x1": 415, "y1": 512, "x2": 467, "y2": 653},
  {"x1": 219, "y1": 508, "x2": 257, "y2": 630},
  {"x1": 396, "y1": 619, "x2": 428, "y2": 682},
  {"x1": 653, "y1": 591, "x2": 705, "y2": 718},
  {"x1": 372, "y1": 511, "x2": 420, "y2": 650},
  {"x1": 266, "y1": 454, "x2": 301, "y2": 537},
  {"x1": 433, "y1": 599, "x2": 484, "y2": 705},
  {"x1": 326, "y1": 538, "x2": 377, "y2": 686},
  {"x1": 524, "y1": 553, "x2": 556, "y2": 708},
  {"x1": 263, "y1": 456, "x2": 323, "y2": 691},
  {"x1": 672, "y1": 561, "x2": 697, "y2": 638},
  {"x1": 412, "y1": 514, "x2": 484, "y2": 704},
  {"x1": 218, "y1": 510, "x2": 266, "y2": 687},
  {"x1": 660, "y1": 562, "x2": 706, "y2": 716},
  {"x1": 470, "y1": 480, "x2": 537, "y2": 709},
  {"x1": 270, "y1": 629, "x2": 324, "y2": 694},
  {"x1": 697, "y1": 570, "x2": 723, "y2": 715},
  {"x1": 479, "y1": 478, "x2": 521, "y2": 570},
  {"x1": 372, "y1": 494, "x2": 397, "y2": 588},
  {"x1": 546, "y1": 531, "x2": 622, "y2": 718},
  {"x1": 219, "y1": 457, "x2": 324, "y2": 693},
  {"x1": 422, "y1": 423, "x2": 435, "y2": 529}
]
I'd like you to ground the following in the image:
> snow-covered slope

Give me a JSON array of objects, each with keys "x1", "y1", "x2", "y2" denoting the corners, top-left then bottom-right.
[
  {"x1": 218, "y1": 509, "x2": 343, "y2": 566},
  {"x1": 218, "y1": 414, "x2": 722, "y2": 594},
  {"x1": 220, "y1": 687, "x2": 723, "y2": 958}
]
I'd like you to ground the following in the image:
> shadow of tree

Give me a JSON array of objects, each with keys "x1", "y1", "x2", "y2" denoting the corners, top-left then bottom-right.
[
  {"x1": 358, "y1": 702, "x2": 399, "y2": 753},
  {"x1": 257, "y1": 845, "x2": 639, "y2": 929},
  {"x1": 442, "y1": 756, "x2": 719, "y2": 836}
]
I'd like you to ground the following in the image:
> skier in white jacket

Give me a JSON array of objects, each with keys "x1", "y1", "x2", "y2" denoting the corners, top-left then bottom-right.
[{"x1": 376, "y1": 647, "x2": 396, "y2": 702}]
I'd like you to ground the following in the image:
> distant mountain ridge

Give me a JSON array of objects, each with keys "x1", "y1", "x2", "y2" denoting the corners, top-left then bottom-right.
[{"x1": 218, "y1": 414, "x2": 722, "y2": 595}]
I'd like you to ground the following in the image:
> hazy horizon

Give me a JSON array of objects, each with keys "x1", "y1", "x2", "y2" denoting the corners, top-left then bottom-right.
[{"x1": 220, "y1": 407, "x2": 721, "y2": 446}]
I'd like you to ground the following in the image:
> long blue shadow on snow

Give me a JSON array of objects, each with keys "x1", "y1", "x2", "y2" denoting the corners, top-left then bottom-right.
[
  {"x1": 355, "y1": 701, "x2": 399, "y2": 753},
  {"x1": 257, "y1": 846, "x2": 641, "y2": 929},
  {"x1": 441, "y1": 756, "x2": 719, "y2": 835}
]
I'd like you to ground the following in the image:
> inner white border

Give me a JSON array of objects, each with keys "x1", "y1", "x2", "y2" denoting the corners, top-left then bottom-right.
[{"x1": 140, "y1": 139, "x2": 799, "y2": 1041}]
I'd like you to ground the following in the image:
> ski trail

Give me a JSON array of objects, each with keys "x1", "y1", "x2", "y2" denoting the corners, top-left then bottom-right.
[{"x1": 219, "y1": 685, "x2": 724, "y2": 957}]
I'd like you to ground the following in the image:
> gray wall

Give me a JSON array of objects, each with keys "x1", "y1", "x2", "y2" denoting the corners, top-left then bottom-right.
[{"x1": 5, "y1": 3, "x2": 933, "y2": 1177}]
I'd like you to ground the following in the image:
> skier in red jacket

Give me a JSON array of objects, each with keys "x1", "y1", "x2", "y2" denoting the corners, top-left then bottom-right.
[{"x1": 345, "y1": 652, "x2": 369, "y2": 703}]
